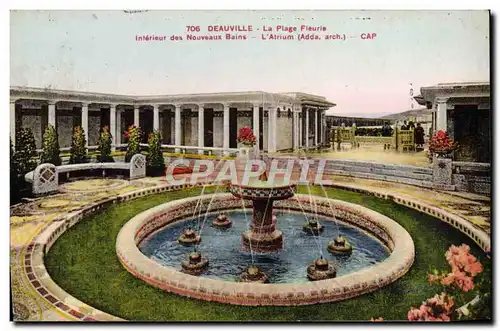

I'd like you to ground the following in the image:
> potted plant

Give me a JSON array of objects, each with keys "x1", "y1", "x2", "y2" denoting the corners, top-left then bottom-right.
[
  {"x1": 97, "y1": 126, "x2": 114, "y2": 163},
  {"x1": 69, "y1": 126, "x2": 88, "y2": 164},
  {"x1": 146, "y1": 131, "x2": 165, "y2": 176},
  {"x1": 236, "y1": 126, "x2": 257, "y2": 158},
  {"x1": 428, "y1": 130, "x2": 458, "y2": 159},
  {"x1": 40, "y1": 124, "x2": 62, "y2": 166},
  {"x1": 124, "y1": 125, "x2": 142, "y2": 162},
  {"x1": 13, "y1": 127, "x2": 38, "y2": 175}
]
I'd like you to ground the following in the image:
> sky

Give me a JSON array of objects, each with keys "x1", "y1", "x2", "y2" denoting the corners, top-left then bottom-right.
[{"x1": 10, "y1": 10, "x2": 490, "y2": 116}]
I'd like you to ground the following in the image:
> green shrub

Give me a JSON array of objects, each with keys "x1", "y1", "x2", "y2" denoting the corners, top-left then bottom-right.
[
  {"x1": 40, "y1": 125, "x2": 61, "y2": 166},
  {"x1": 69, "y1": 126, "x2": 88, "y2": 164},
  {"x1": 355, "y1": 127, "x2": 394, "y2": 137},
  {"x1": 124, "y1": 125, "x2": 142, "y2": 162},
  {"x1": 98, "y1": 126, "x2": 114, "y2": 162},
  {"x1": 146, "y1": 130, "x2": 165, "y2": 176},
  {"x1": 14, "y1": 127, "x2": 38, "y2": 175}
]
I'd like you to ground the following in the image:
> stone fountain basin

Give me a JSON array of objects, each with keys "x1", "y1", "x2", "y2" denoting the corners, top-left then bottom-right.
[{"x1": 116, "y1": 194, "x2": 415, "y2": 306}]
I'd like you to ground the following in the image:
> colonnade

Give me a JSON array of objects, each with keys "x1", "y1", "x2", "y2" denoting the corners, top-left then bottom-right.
[{"x1": 10, "y1": 99, "x2": 327, "y2": 153}]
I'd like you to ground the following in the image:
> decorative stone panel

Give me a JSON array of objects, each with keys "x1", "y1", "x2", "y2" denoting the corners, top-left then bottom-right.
[
  {"x1": 130, "y1": 154, "x2": 146, "y2": 179},
  {"x1": 433, "y1": 156, "x2": 454, "y2": 189},
  {"x1": 32, "y1": 163, "x2": 58, "y2": 195}
]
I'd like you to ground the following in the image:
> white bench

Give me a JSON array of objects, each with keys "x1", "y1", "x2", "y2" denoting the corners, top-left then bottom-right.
[{"x1": 24, "y1": 154, "x2": 146, "y2": 195}]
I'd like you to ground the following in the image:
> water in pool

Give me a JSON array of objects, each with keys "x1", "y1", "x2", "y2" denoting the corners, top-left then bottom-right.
[{"x1": 138, "y1": 210, "x2": 390, "y2": 284}]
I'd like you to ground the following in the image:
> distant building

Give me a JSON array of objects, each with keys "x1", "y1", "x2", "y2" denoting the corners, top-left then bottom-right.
[
  {"x1": 325, "y1": 115, "x2": 392, "y2": 128},
  {"x1": 415, "y1": 82, "x2": 491, "y2": 163}
]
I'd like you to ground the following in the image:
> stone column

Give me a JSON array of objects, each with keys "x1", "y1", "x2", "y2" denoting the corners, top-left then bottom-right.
[
  {"x1": 253, "y1": 105, "x2": 260, "y2": 150},
  {"x1": 175, "y1": 105, "x2": 182, "y2": 152},
  {"x1": 10, "y1": 101, "x2": 16, "y2": 146},
  {"x1": 110, "y1": 105, "x2": 116, "y2": 151},
  {"x1": 134, "y1": 105, "x2": 140, "y2": 127},
  {"x1": 81, "y1": 103, "x2": 89, "y2": 147},
  {"x1": 314, "y1": 108, "x2": 319, "y2": 146},
  {"x1": 320, "y1": 111, "x2": 325, "y2": 144},
  {"x1": 298, "y1": 114, "x2": 303, "y2": 148},
  {"x1": 116, "y1": 109, "x2": 122, "y2": 146},
  {"x1": 267, "y1": 107, "x2": 277, "y2": 153},
  {"x1": 198, "y1": 104, "x2": 204, "y2": 154},
  {"x1": 223, "y1": 104, "x2": 230, "y2": 153},
  {"x1": 48, "y1": 102, "x2": 56, "y2": 128},
  {"x1": 305, "y1": 108, "x2": 310, "y2": 148},
  {"x1": 436, "y1": 98, "x2": 448, "y2": 132},
  {"x1": 153, "y1": 104, "x2": 160, "y2": 131}
]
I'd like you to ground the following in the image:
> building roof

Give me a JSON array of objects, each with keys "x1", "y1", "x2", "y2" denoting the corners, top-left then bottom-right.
[
  {"x1": 417, "y1": 81, "x2": 490, "y2": 105},
  {"x1": 10, "y1": 86, "x2": 335, "y2": 108}
]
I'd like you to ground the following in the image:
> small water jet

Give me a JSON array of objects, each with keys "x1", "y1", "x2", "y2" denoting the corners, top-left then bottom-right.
[
  {"x1": 181, "y1": 250, "x2": 209, "y2": 275},
  {"x1": 303, "y1": 219, "x2": 324, "y2": 235},
  {"x1": 307, "y1": 256, "x2": 337, "y2": 281},
  {"x1": 178, "y1": 227, "x2": 201, "y2": 246},
  {"x1": 238, "y1": 265, "x2": 269, "y2": 283},
  {"x1": 212, "y1": 214, "x2": 232, "y2": 229},
  {"x1": 327, "y1": 235, "x2": 353, "y2": 255}
]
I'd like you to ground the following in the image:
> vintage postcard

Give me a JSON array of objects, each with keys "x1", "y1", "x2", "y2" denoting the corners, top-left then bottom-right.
[{"x1": 9, "y1": 9, "x2": 491, "y2": 323}]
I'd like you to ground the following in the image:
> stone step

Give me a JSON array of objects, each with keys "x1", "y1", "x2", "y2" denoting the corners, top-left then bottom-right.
[
  {"x1": 325, "y1": 169, "x2": 434, "y2": 188},
  {"x1": 324, "y1": 164, "x2": 433, "y2": 181}
]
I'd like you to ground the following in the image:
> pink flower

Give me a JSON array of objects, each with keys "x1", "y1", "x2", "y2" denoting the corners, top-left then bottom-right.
[
  {"x1": 408, "y1": 293, "x2": 454, "y2": 322},
  {"x1": 464, "y1": 261, "x2": 483, "y2": 276}
]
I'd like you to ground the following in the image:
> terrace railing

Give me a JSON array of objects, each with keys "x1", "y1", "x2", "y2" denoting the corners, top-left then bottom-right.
[{"x1": 396, "y1": 129, "x2": 415, "y2": 152}]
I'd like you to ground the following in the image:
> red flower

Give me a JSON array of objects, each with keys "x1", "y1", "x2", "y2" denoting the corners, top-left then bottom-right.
[
  {"x1": 429, "y1": 130, "x2": 458, "y2": 154},
  {"x1": 237, "y1": 126, "x2": 257, "y2": 146},
  {"x1": 408, "y1": 293, "x2": 454, "y2": 321}
]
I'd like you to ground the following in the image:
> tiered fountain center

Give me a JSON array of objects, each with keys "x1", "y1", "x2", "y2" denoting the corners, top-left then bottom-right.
[{"x1": 228, "y1": 178, "x2": 296, "y2": 253}]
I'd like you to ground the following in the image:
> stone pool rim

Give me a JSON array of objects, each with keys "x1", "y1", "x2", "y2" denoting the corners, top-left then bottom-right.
[{"x1": 116, "y1": 193, "x2": 416, "y2": 306}]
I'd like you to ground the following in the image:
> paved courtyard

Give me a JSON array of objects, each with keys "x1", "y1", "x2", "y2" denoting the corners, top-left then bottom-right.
[
  {"x1": 10, "y1": 175, "x2": 490, "y2": 321},
  {"x1": 281, "y1": 145, "x2": 431, "y2": 168}
]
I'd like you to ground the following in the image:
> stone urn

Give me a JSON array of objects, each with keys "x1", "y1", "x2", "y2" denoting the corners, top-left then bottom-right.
[
  {"x1": 235, "y1": 143, "x2": 258, "y2": 183},
  {"x1": 237, "y1": 143, "x2": 259, "y2": 160}
]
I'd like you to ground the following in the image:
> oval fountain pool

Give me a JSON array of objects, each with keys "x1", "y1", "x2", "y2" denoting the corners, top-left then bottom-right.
[
  {"x1": 139, "y1": 210, "x2": 390, "y2": 284},
  {"x1": 116, "y1": 193, "x2": 415, "y2": 306}
]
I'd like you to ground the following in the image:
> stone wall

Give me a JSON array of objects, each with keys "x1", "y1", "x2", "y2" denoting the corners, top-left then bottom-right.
[
  {"x1": 56, "y1": 115, "x2": 75, "y2": 148},
  {"x1": 88, "y1": 113, "x2": 101, "y2": 146},
  {"x1": 452, "y1": 162, "x2": 491, "y2": 195},
  {"x1": 237, "y1": 115, "x2": 252, "y2": 130},
  {"x1": 276, "y1": 115, "x2": 293, "y2": 151},
  {"x1": 213, "y1": 114, "x2": 223, "y2": 148},
  {"x1": 21, "y1": 113, "x2": 44, "y2": 149}
]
